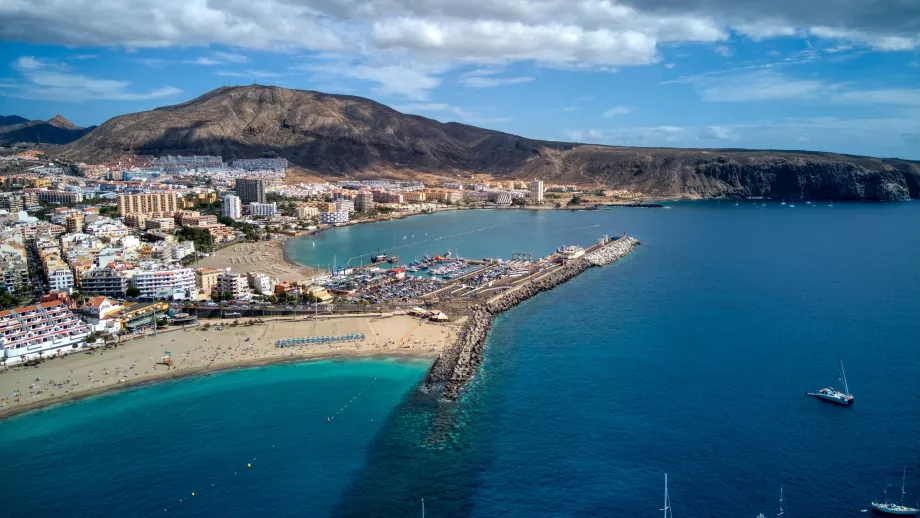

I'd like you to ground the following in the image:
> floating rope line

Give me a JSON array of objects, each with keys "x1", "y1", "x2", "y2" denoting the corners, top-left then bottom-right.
[{"x1": 327, "y1": 377, "x2": 377, "y2": 422}]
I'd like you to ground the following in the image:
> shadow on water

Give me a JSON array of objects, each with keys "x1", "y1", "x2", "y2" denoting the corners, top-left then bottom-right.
[{"x1": 330, "y1": 386, "x2": 486, "y2": 517}]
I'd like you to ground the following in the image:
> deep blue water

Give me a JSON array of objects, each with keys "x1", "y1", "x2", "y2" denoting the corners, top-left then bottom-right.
[{"x1": 5, "y1": 203, "x2": 920, "y2": 517}]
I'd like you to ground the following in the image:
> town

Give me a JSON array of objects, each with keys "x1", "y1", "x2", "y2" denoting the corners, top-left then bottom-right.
[{"x1": 0, "y1": 148, "x2": 646, "y2": 367}]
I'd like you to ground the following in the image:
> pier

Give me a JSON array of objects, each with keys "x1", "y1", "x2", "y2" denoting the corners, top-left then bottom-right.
[{"x1": 425, "y1": 236, "x2": 641, "y2": 399}]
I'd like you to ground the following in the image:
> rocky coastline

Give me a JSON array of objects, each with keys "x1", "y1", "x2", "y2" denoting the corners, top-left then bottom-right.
[{"x1": 425, "y1": 237, "x2": 641, "y2": 399}]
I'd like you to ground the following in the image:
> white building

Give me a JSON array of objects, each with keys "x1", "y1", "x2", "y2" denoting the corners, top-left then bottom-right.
[
  {"x1": 222, "y1": 194, "x2": 242, "y2": 220},
  {"x1": 0, "y1": 301, "x2": 89, "y2": 362},
  {"x1": 320, "y1": 211, "x2": 349, "y2": 225},
  {"x1": 530, "y1": 180, "x2": 544, "y2": 203},
  {"x1": 247, "y1": 272, "x2": 273, "y2": 295},
  {"x1": 249, "y1": 202, "x2": 277, "y2": 217},
  {"x1": 217, "y1": 270, "x2": 251, "y2": 300},
  {"x1": 296, "y1": 206, "x2": 319, "y2": 220},
  {"x1": 131, "y1": 264, "x2": 196, "y2": 300},
  {"x1": 334, "y1": 199, "x2": 355, "y2": 213},
  {"x1": 48, "y1": 268, "x2": 74, "y2": 292},
  {"x1": 172, "y1": 241, "x2": 196, "y2": 261}
]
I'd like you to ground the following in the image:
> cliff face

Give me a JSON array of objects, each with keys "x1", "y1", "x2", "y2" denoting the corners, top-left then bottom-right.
[{"x1": 61, "y1": 85, "x2": 920, "y2": 200}]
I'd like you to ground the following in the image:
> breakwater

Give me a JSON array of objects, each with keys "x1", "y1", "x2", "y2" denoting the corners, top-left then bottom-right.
[{"x1": 425, "y1": 237, "x2": 641, "y2": 399}]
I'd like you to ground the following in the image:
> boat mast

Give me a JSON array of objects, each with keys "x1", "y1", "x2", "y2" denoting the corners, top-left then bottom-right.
[
  {"x1": 422, "y1": 498, "x2": 425, "y2": 518},
  {"x1": 778, "y1": 486, "x2": 784, "y2": 516},
  {"x1": 840, "y1": 360, "x2": 850, "y2": 395},
  {"x1": 661, "y1": 474, "x2": 672, "y2": 518},
  {"x1": 901, "y1": 468, "x2": 907, "y2": 507}
]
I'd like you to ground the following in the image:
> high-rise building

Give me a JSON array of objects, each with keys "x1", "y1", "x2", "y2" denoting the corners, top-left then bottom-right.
[
  {"x1": 354, "y1": 191, "x2": 375, "y2": 213},
  {"x1": 116, "y1": 193, "x2": 180, "y2": 216},
  {"x1": 217, "y1": 271, "x2": 251, "y2": 300},
  {"x1": 222, "y1": 194, "x2": 242, "y2": 220},
  {"x1": 530, "y1": 180, "x2": 544, "y2": 203},
  {"x1": 235, "y1": 178, "x2": 266, "y2": 205},
  {"x1": 65, "y1": 213, "x2": 84, "y2": 234}
]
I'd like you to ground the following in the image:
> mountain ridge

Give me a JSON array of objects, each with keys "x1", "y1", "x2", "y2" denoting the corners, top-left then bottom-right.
[
  {"x1": 59, "y1": 85, "x2": 920, "y2": 200},
  {"x1": 0, "y1": 115, "x2": 94, "y2": 145}
]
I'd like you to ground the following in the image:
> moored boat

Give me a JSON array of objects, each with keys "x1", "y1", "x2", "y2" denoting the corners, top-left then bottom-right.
[
  {"x1": 807, "y1": 359, "x2": 853, "y2": 405},
  {"x1": 871, "y1": 469, "x2": 919, "y2": 516}
]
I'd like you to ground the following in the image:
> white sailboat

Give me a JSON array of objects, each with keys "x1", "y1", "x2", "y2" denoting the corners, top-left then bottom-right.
[
  {"x1": 661, "y1": 474, "x2": 674, "y2": 518},
  {"x1": 829, "y1": 199, "x2": 834, "y2": 207},
  {"x1": 807, "y1": 359, "x2": 854, "y2": 405},
  {"x1": 872, "y1": 469, "x2": 920, "y2": 515},
  {"x1": 781, "y1": 198, "x2": 787, "y2": 206}
]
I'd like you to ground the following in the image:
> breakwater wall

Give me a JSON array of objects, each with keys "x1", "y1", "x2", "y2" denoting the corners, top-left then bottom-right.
[{"x1": 425, "y1": 237, "x2": 641, "y2": 399}]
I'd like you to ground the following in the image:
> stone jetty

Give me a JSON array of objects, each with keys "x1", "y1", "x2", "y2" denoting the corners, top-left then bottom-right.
[{"x1": 426, "y1": 236, "x2": 641, "y2": 399}]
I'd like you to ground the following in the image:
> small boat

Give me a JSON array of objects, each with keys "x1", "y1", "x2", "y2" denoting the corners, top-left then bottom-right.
[
  {"x1": 781, "y1": 198, "x2": 787, "y2": 206},
  {"x1": 872, "y1": 469, "x2": 919, "y2": 515},
  {"x1": 829, "y1": 199, "x2": 835, "y2": 207},
  {"x1": 388, "y1": 255, "x2": 399, "y2": 263},
  {"x1": 807, "y1": 359, "x2": 854, "y2": 405}
]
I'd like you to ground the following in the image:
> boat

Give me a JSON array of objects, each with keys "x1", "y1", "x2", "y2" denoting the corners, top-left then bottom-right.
[
  {"x1": 370, "y1": 249, "x2": 387, "y2": 263},
  {"x1": 829, "y1": 199, "x2": 835, "y2": 207},
  {"x1": 871, "y1": 469, "x2": 919, "y2": 515},
  {"x1": 781, "y1": 198, "x2": 787, "y2": 206},
  {"x1": 807, "y1": 359, "x2": 854, "y2": 405},
  {"x1": 661, "y1": 473, "x2": 674, "y2": 518},
  {"x1": 388, "y1": 255, "x2": 399, "y2": 263}
]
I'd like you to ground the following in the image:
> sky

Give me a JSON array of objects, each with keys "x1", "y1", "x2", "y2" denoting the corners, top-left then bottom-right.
[{"x1": 0, "y1": 0, "x2": 918, "y2": 159}]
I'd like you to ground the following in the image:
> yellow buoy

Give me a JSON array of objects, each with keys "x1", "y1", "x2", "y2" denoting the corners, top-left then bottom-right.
[{"x1": 248, "y1": 463, "x2": 251, "y2": 468}]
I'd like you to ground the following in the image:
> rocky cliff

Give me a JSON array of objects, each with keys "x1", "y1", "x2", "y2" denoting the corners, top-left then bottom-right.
[{"x1": 60, "y1": 85, "x2": 920, "y2": 200}]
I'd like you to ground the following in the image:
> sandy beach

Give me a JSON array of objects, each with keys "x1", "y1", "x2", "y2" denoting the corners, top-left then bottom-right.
[
  {"x1": 0, "y1": 314, "x2": 462, "y2": 419},
  {"x1": 193, "y1": 238, "x2": 321, "y2": 282}
]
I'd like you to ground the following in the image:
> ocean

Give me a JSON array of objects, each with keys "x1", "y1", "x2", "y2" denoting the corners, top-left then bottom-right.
[{"x1": 4, "y1": 202, "x2": 920, "y2": 517}]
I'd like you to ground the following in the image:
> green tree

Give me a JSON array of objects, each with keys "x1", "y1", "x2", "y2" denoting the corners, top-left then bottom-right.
[
  {"x1": 125, "y1": 287, "x2": 141, "y2": 298},
  {"x1": 567, "y1": 195, "x2": 583, "y2": 206}
]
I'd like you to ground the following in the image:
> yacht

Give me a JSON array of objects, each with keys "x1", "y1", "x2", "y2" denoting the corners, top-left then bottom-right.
[
  {"x1": 871, "y1": 469, "x2": 919, "y2": 515},
  {"x1": 781, "y1": 198, "x2": 787, "y2": 206},
  {"x1": 807, "y1": 360, "x2": 853, "y2": 405}
]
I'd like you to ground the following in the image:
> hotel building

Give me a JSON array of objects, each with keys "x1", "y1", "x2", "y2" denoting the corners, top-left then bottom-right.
[
  {"x1": 116, "y1": 193, "x2": 180, "y2": 216},
  {"x1": 0, "y1": 302, "x2": 89, "y2": 361}
]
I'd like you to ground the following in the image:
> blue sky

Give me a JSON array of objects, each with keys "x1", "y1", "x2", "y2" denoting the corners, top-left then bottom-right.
[{"x1": 1, "y1": 0, "x2": 918, "y2": 159}]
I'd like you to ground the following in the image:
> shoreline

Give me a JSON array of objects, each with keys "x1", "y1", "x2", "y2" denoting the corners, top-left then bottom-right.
[
  {"x1": 0, "y1": 350, "x2": 435, "y2": 421},
  {"x1": 1, "y1": 314, "x2": 461, "y2": 420}
]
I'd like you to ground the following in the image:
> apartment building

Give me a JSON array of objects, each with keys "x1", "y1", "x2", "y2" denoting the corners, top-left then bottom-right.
[
  {"x1": 247, "y1": 272, "x2": 273, "y2": 295},
  {"x1": 354, "y1": 191, "x2": 375, "y2": 213},
  {"x1": 0, "y1": 301, "x2": 89, "y2": 361},
  {"x1": 65, "y1": 213, "x2": 84, "y2": 233},
  {"x1": 372, "y1": 191, "x2": 403, "y2": 204},
  {"x1": 296, "y1": 206, "x2": 320, "y2": 219},
  {"x1": 130, "y1": 264, "x2": 196, "y2": 300},
  {"x1": 0, "y1": 261, "x2": 29, "y2": 292},
  {"x1": 116, "y1": 193, "x2": 180, "y2": 216},
  {"x1": 195, "y1": 268, "x2": 221, "y2": 298},
  {"x1": 235, "y1": 178, "x2": 266, "y2": 204},
  {"x1": 217, "y1": 271, "x2": 251, "y2": 300},
  {"x1": 80, "y1": 263, "x2": 132, "y2": 297},
  {"x1": 249, "y1": 202, "x2": 277, "y2": 217},
  {"x1": 530, "y1": 180, "x2": 544, "y2": 203},
  {"x1": 222, "y1": 194, "x2": 242, "y2": 219},
  {"x1": 320, "y1": 211, "x2": 349, "y2": 225},
  {"x1": 334, "y1": 199, "x2": 354, "y2": 213},
  {"x1": 403, "y1": 191, "x2": 427, "y2": 203}
]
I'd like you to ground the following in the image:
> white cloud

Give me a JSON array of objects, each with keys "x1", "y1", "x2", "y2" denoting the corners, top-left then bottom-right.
[
  {"x1": 603, "y1": 106, "x2": 631, "y2": 117},
  {"x1": 393, "y1": 102, "x2": 508, "y2": 124},
  {"x1": 714, "y1": 46, "x2": 735, "y2": 57},
  {"x1": 697, "y1": 126, "x2": 737, "y2": 140},
  {"x1": 458, "y1": 69, "x2": 534, "y2": 88},
  {"x1": 550, "y1": 106, "x2": 578, "y2": 112},
  {"x1": 185, "y1": 57, "x2": 223, "y2": 66},
  {"x1": 834, "y1": 89, "x2": 920, "y2": 107},
  {"x1": 213, "y1": 51, "x2": 248, "y2": 64},
  {"x1": 664, "y1": 63, "x2": 676, "y2": 69},
  {"x1": 303, "y1": 62, "x2": 444, "y2": 100},
  {"x1": 3, "y1": 55, "x2": 181, "y2": 102}
]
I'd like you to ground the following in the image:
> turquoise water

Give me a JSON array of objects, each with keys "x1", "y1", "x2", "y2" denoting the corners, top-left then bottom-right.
[
  {"x1": 0, "y1": 359, "x2": 430, "y2": 517},
  {"x1": 5, "y1": 203, "x2": 920, "y2": 516}
]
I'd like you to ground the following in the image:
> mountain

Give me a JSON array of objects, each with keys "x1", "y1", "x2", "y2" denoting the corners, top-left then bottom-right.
[
  {"x1": 0, "y1": 115, "x2": 95, "y2": 145},
  {"x1": 0, "y1": 115, "x2": 30, "y2": 127},
  {"x1": 61, "y1": 86, "x2": 920, "y2": 200}
]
